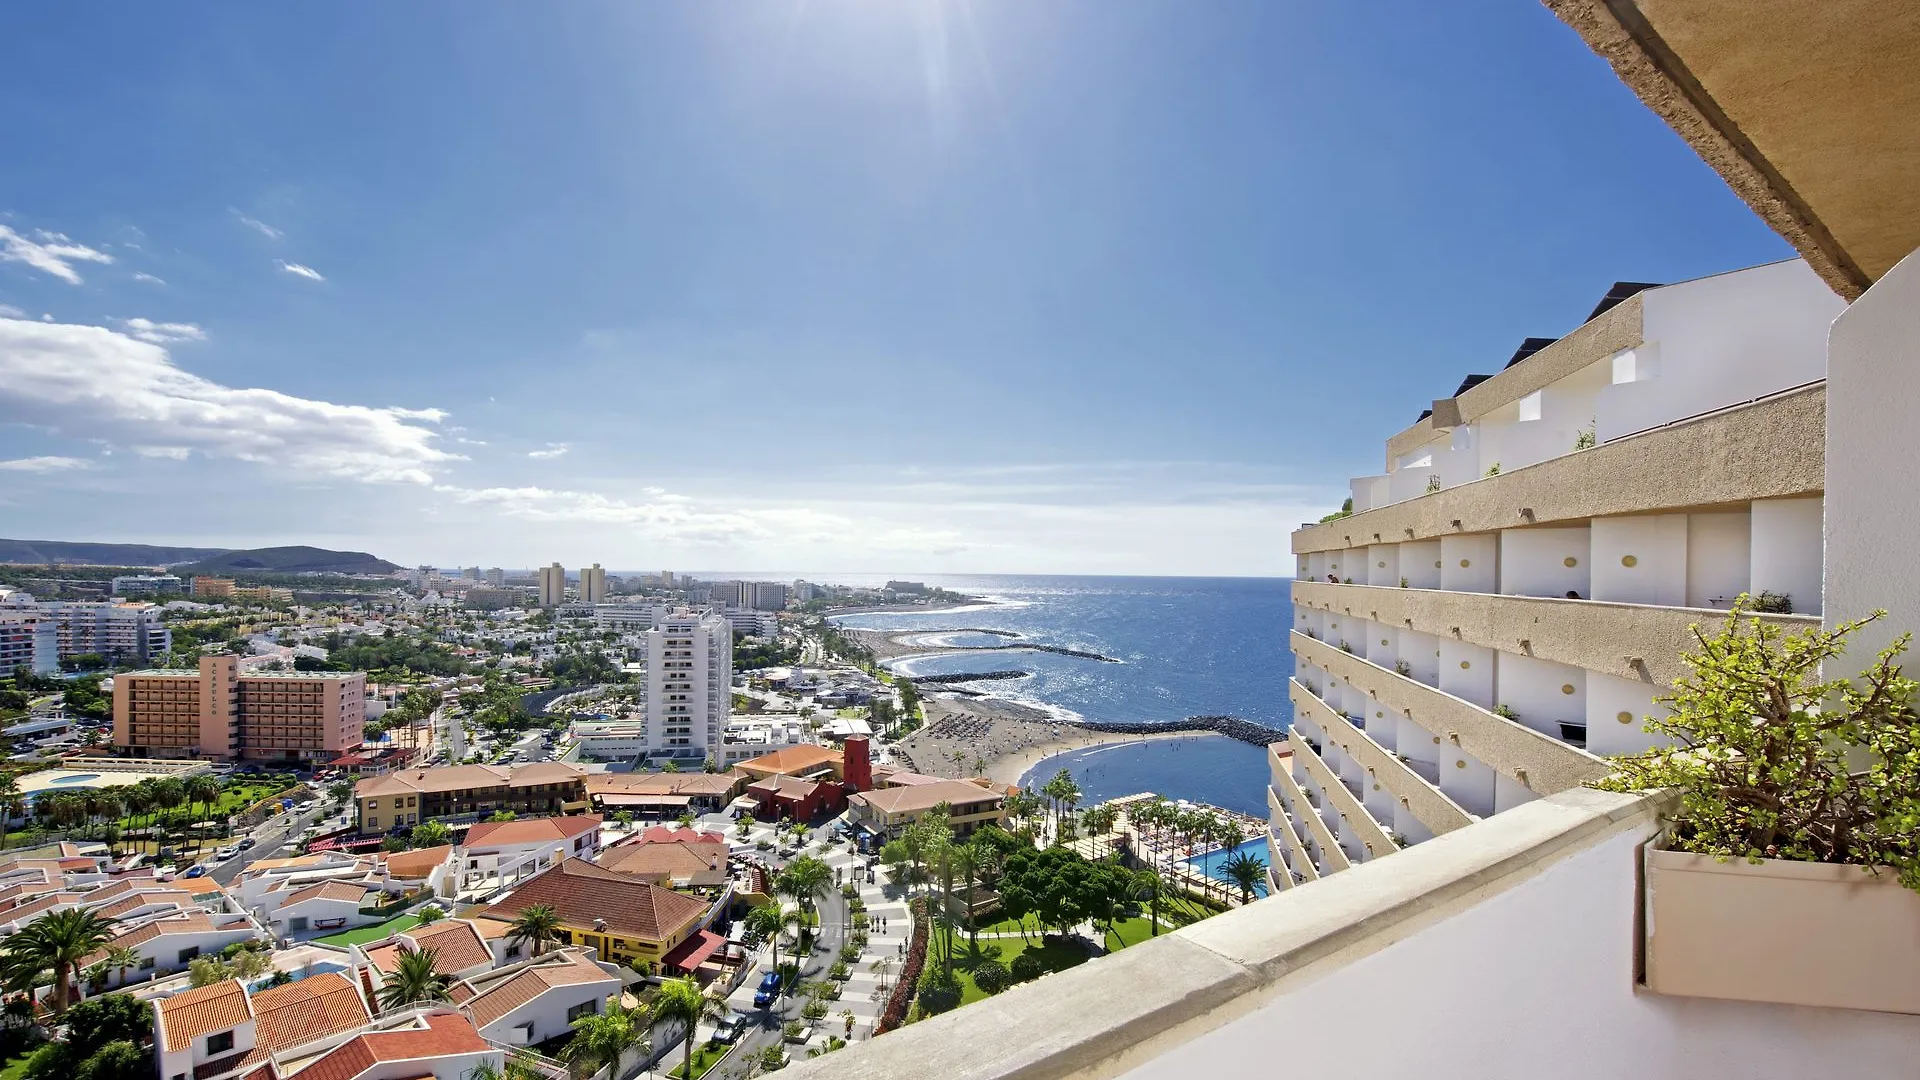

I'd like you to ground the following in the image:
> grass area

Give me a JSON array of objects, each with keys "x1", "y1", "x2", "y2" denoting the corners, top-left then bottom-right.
[
  {"x1": 943, "y1": 937, "x2": 1090, "y2": 1005},
  {"x1": 315, "y1": 912, "x2": 420, "y2": 947},
  {"x1": 0, "y1": 1049, "x2": 35, "y2": 1080},
  {"x1": 666, "y1": 1043, "x2": 729, "y2": 1080}
]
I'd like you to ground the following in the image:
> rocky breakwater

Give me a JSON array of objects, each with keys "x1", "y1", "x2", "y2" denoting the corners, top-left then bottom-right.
[{"x1": 1069, "y1": 714, "x2": 1285, "y2": 748}]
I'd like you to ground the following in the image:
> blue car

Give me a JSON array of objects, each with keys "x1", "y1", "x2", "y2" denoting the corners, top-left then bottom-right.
[
  {"x1": 752, "y1": 971, "x2": 782, "y2": 1008},
  {"x1": 184, "y1": 865, "x2": 209, "y2": 878}
]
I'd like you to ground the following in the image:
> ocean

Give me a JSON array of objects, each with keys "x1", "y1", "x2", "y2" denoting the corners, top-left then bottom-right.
[{"x1": 830, "y1": 574, "x2": 1295, "y2": 824}]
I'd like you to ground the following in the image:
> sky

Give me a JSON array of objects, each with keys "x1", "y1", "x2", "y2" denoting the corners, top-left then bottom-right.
[{"x1": 0, "y1": 2, "x2": 1795, "y2": 577}]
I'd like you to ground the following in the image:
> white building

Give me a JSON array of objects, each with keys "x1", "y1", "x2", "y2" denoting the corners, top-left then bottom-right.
[
  {"x1": 536, "y1": 563, "x2": 566, "y2": 608},
  {"x1": 0, "y1": 610, "x2": 59, "y2": 675},
  {"x1": 0, "y1": 593, "x2": 171, "y2": 663},
  {"x1": 484, "y1": 567, "x2": 506, "y2": 587},
  {"x1": 456, "y1": 814, "x2": 603, "y2": 891},
  {"x1": 110, "y1": 574, "x2": 184, "y2": 596},
  {"x1": 594, "y1": 602, "x2": 662, "y2": 632},
  {"x1": 745, "y1": 581, "x2": 788, "y2": 611},
  {"x1": 638, "y1": 609, "x2": 732, "y2": 762}
]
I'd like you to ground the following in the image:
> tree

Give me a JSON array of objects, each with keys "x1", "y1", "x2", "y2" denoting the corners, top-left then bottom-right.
[
  {"x1": 64, "y1": 993, "x2": 153, "y2": 1054},
  {"x1": 5, "y1": 906, "x2": 116, "y2": 1011},
  {"x1": 0, "y1": 775, "x2": 19, "y2": 850},
  {"x1": 735, "y1": 813, "x2": 755, "y2": 839},
  {"x1": 185, "y1": 775, "x2": 222, "y2": 826},
  {"x1": 560, "y1": 1002, "x2": 647, "y2": 1080},
  {"x1": 652, "y1": 976, "x2": 726, "y2": 1080},
  {"x1": 416, "y1": 904, "x2": 447, "y2": 925},
  {"x1": 1221, "y1": 852, "x2": 1266, "y2": 904},
  {"x1": 1594, "y1": 604, "x2": 1920, "y2": 889},
  {"x1": 775, "y1": 857, "x2": 832, "y2": 919},
  {"x1": 377, "y1": 947, "x2": 452, "y2": 1010},
  {"x1": 73, "y1": 1040, "x2": 148, "y2": 1080},
  {"x1": 507, "y1": 905, "x2": 564, "y2": 958},
  {"x1": 411, "y1": 820, "x2": 451, "y2": 848},
  {"x1": 970, "y1": 958, "x2": 1011, "y2": 995},
  {"x1": 1133, "y1": 870, "x2": 1168, "y2": 937}
]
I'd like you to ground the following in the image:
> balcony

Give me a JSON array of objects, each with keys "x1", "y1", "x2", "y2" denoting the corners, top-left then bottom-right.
[
  {"x1": 1269, "y1": 745, "x2": 1349, "y2": 876},
  {"x1": 1291, "y1": 632, "x2": 1607, "y2": 798},
  {"x1": 1288, "y1": 730, "x2": 1397, "y2": 862},
  {"x1": 1291, "y1": 677, "x2": 1473, "y2": 839}
]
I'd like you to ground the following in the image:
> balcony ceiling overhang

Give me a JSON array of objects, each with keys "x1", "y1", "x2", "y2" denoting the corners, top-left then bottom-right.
[{"x1": 1546, "y1": 0, "x2": 1920, "y2": 300}]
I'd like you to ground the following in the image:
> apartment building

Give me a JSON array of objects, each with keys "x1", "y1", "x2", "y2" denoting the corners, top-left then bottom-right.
[
  {"x1": 192, "y1": 577, "x2": 235, "y2": 598},
  {"x1": 113, "y1": 655, "x2": 366, "y2": 761},
  {"x1": 0, "y1": 615, "x2": 58, "y2": 675},
  {"x1": 0, "y1": 593, "x2": 171, "y2": 664},
  {"x1": 635, "y1": 609, "x2": 732, "y2": 762},
  {"x1": 1268, "y1": 261, "x2": 1844, "y2": 890},
  {"x1": 577, "y1": 563, "x2": 607, "y2": 604},
  {"x1": 352, "y1": 763, "x2": 588, "y2": 835},
  {"x1": 110, "y1": 574, "x2": 183, "y2": 596},
  {"x1": 536, "y1": 563, "x2": 566, "y2": 608}
]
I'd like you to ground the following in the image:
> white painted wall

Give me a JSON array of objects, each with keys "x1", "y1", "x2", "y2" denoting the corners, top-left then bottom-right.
[
  {"x1": 1366, "y1": 545, "x2": 1400, "y2": 587},
  {"x1": 1597, "y1": 259, "x2": 1842, "y2": 442},
  {"x1": 1589, "y1": 516, "x2": 1685, "y2": 605},
  {"x1": 1118, "y1": 826, "x2": 1920, "y2": 1080},
  {"x1": 1492, "y1": 772, "x2": 1539, "y2": 814},
  {"x1": 1753, "y1": 497, "x2": 1824, "y2": 617},
  {"x1": 1498, "y1": 527, "x2": 1590, "y2": 599},
  {"x1": 1827, "y1": 249, "x2": 1920, "y2": 660},
  {"x1": 1437, "y1": 744, "x2": 1495, "y2": 817},
  {"x1": 1584, "y1": 671, "x2": 1668, "y2": 757},
  {"x1": 1477, "y1": 362, "x2": 1609, "y2": 473},
  {"x1": 1439, "y1": 535, "x2": 1497, "y2": 594},
  {"x1": 1436, "y1": 640, "x2": 1493, "y2": 710},
  {"x1": 1350, "y1": 475, "x2": 1391, "y2": 513},
  {"x1": 1362, "y1": 620, "x2": 1399, "y2": 673},
  {"x1": 1493, "y1": 653, "x2": 1585, "y2": 742},
  {"x1": 1400, "y1": 629, "x2": 1440, "y2": 687},
  {"x1": 1401, "y1": 541, "x2": 1442, "y2": 589},
  {"x1": 1686, "y1": 511, "x2": 1752, "y2": 609}
]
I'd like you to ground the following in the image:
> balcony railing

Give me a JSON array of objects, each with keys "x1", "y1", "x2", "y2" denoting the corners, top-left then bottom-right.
[
  {"x1": 1290, "y1": 676, "x2": 1474, "y2": 838},
  {"x1": 1288, "y1": 731, "x2": 1397, "y2": 861}
]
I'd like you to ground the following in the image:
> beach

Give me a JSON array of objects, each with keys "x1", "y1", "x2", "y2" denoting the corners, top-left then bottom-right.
[{"x1": 894, "y1": 695, "x2": 1214, "y2": 788}]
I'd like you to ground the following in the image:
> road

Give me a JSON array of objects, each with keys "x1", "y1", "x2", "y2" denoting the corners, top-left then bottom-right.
[
  {"x1": 725, "y1": 837, "x2": 859, "y2": 1071},
  {"x1": 207, "y1": 789, "x2": 335, "y2": 886}
]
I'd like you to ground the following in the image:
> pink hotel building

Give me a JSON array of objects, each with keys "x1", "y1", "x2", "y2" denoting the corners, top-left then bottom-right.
[{"x1": 113, "y1": 654, "x2": 367, "y2": 762}]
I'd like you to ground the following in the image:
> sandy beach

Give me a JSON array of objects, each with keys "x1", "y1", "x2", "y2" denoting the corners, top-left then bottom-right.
[{"x1": 894, "y1": 695, "x2": 1215, "y2": 788}]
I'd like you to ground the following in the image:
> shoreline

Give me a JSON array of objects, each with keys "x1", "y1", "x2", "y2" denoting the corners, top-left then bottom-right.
[
  {"x1": 891, "y1": 695, "x2": 1224, "y2": 789},
  {"x1": 985, "y1": 728, "x2": 1209, "y2": 788}
]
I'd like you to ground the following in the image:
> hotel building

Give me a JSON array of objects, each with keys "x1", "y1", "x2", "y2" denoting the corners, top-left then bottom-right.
[
  {"x1": 113, "y1": 654, "x2": 367, "y2": 762},
  {"x1": 577, "y1": 563, "x2": 608, "y2": 604},
  {"x1": 536, "y1": 563, "x2": 566, "y2": 608},
  {"x1": 637, "y1": 609, "x2": 732, "y2": 762},
  {"x1": 0, "y1": 593, "x2": 171, "y2": 664},
  {"x1": 1269, "y1": 260, "x2": 1843, "y2": 889},
  {"x1": 353, "y1": 762, "x2": 589, "y2": 835}
]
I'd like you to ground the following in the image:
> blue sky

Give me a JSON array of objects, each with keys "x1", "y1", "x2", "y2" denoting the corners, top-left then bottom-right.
[{"x1": 0, "y1": 2, "x2": 1791, "y2": 575}]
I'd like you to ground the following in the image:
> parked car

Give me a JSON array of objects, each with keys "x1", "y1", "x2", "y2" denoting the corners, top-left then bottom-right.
[
  {"x1": 183, "y1": 865, "x2": 208, "y2": 878},
  {"x1": 238, "y1": 837, "x2": 256, "y2": 850},
  {"x1": 713, "y1": 1012, "x2": 750, "y2": 1043},
  {"x1": 215, "y1": 845, "x2": 240, "y2": 860},
  {"x1": 753, "y1": 971, "x2": 782, "y2": 1008}
]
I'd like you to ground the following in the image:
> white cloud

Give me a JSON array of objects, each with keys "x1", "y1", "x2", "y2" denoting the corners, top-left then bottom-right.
[
  {"x1": 133, "y1": 446, "x2": 192, "y2": 460},
  {"x1": 527, "y1": 443, "x2": 569, "y2": 460},
  {"x1": 0, "y1": 305, "x2": 22, "y2": 318},
  {"x1": 232, "y1": 211, "x2": 283, "y2": 240},
  {"x1": 0, "y1": 225, "x2": 113, "y2": 284},
  {"x1": 0, "y1": 317, "x2": 460, "y2": 484},
  {"x1": 120, "y1": 318, "x2": 206, "y2": 345},
  {"x1": 277, "y1": 260, "x2": 325, "y2": 282},
  {"x1": 131, "y1": 272, "x2": 166, "y2": 285},
  {"x1": 0, "y1": 455, "x2": 90, "y2": 473}
]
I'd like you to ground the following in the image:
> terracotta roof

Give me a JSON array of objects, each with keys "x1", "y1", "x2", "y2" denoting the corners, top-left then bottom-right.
[
  {"x1": 282, "y1": 881, "x2": 373, "y2": 907},
  {"x1": 88, "y1": 911, "x2": 218, "y2": 963},
  {"x1": 158, "y1": 980, "x2": 253, "y2": 1053},
  {"x1": 98, "y1": 891, "x2": 193, "y2": 919},
  {"x1": 380, "y1": 845, "x2": 452, "y2": 880},
  {"x1": 747, "y1": 774, "x2": 822, "y2": 800},
  {"x1": 586, "y1": 771, "x2": 745, "y2": 797},
  {"x1": 464, "y1": 952, "x2": 616, "y2": 1030},
  {"x1": 365, "y1": 920, "x2": 492, "y2": 976},
  {"x1": 251, "y1": 973, "x2": 373, "y2": 1055},
  {"x1": 503, "y1": 763, "x2": 586, "y2": 788},
  {"x1": 461, "y1": 815, "x2": 600, "y2": 849},
  {"x1": 736, "y1": 744, "x2": 841, "y2": 778},
  {"x1": 356, "y1": 763, "x2": 583, "y2": 799},
  {"x1": 467, "y1": 916, "x2": 517, "y2": 941},
  {"x1": 288, "y1": 1013, "x2": 491, "y2": 1080},
  {"x1": 630, "y1": 826, "x2": 716, "y2": 844},
  {"x1": 851, "y1": 778, "x2": 1005, "y2": 816},
  {"x1": 597, "y1": 842, "x2": 728, "y2": 887},
  {"x1": 478, "y1": 859, "x2": 709, "y2": 944}
]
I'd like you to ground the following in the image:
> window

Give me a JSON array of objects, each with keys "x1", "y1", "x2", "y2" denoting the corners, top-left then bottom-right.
[
  {"x1": 566, "y1": 1001, "x2": 598, "y2": 1022},
  {"x1": 178, "y1": 946, "x2": 200, "y2": 964},
  {"x1": 289, "y1": 916, "x2": 309, "y2": 932},
  {"x1": 206, "y1": 1031, "x2": 234, "y2": 1055},
  {"x1": 140, "y1": 957, "x2": 156, "y2": 970},
  {"x1": 505, "y1": 944, "x2": 522, "y2": 959}
]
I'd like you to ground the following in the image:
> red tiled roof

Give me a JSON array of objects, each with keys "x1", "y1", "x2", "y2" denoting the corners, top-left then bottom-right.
[
  {"x1": 461, "y1": 815, "x2": 600, "y2": 849},
  {"x1": 477, "y1": 859, "x2": 709, "y2": 944},
  {"x1": 736, "y1": 744, "x2": 841, "y2": 777},
  {"x1": 288, "y1": 1014, "x2": 491, "y2": 1080},
  {"x1": 747, "y1": 774, "x2": 821, "y2": 799},
  {"x1": 365, "y1": 921, "x2": 492, "y2": 976},
  {"x1": 661, "y1": 929, "x2": 725, "y2": 973},
  {"x1": 252, "y1": 972, "x2": 372, "y2": 1054},
  {"x1": 380, "y1": 845, "x2": 452, "y2": 880},
  {"x1": 464, "y1": 952, "x2": 616, "y2": 1030},
  {"x1": 158, "y1": 980, "x2": 254, "y2": 1053}
]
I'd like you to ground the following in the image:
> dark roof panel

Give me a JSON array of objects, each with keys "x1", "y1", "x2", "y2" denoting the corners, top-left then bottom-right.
[{"x1": 1587, "y1": 281, "x2": 1662, "y2": 323}]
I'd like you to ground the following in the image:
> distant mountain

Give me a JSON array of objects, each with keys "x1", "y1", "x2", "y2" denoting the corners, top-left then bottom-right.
[
  {"x1": 0, "y1": 538, "x2": 231, "y2": 566},
  {"x1": 173, "y1": 546, "x2": 401, "y2": 576}
]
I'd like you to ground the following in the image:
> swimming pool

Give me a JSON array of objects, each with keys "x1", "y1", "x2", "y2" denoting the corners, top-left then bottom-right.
[
  {"x1": 49, "y1": 773, "x2": 102, "y2": 785},
  {"x1": 1184, "y1": 838, "x2": 1270, "y2": 898}
]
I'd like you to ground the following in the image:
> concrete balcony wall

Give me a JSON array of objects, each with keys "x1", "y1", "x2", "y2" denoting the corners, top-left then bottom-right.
[
  {"x1": 1478, "y1": 363, "x2": 1608, "y2": 474},
  {"x1": 1362, "y1": 619, "x2": 1399, "y2": 672},
  {"x1": 1402, "y1": 540, "x2": 1442, "y2": 588},
  {"x1": 1366, "y1": 544, "x2": 1401, "y2": 587},
  {"x1": 1752, "y1": 496, "x2": 1824, "y2": 616},
  {"x1": 1401, "y1": 628, "x2": 1440, "y2": 685},
  {"x1": 1293, "y1": 734, "x2": 1395, "y2": 864},
  {"x1": 1293, "y1": 384, "x2": 1823, "y2": 556},
  {"x1": 1292, "y1": 677, "x2": 1473, "y2": 839},
  {"x1": 1584, "y1": 670, "x2": 1670, "y2": 757},
  {"x1": 1590, "y1": 515, "x2": 1687, "y2": 605},
  {"x1": 1351, "y1": 474, "x2": 1391, "y2": 513},
  {"x1": 1439, "y1": 740, "x2": 1498, "y2": 817},
  {"x1": 1499, "y1": 526, "x2": 1591, "y2": 599},
  {"x1": 1388, "y1": 463, "x2": 1441, "y2": 505},
  {"x1": 1494, "y1": 653, "x2": 1587, "y2": 742},
  {"x1": 1440, "y1": 535, "x2": 1498, "y2": 593},
  {"x1": 1686, "y1": 510, "x2": 1752, "y2": 608},
  {"x1": 1437, "y1": 639, "x2": 1494, "y2": 710}
]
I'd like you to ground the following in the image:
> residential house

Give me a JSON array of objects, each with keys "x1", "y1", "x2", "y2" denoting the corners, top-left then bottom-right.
[
  {"x1": 456, "y1": 816, "x2": 603, "y2": 893},
  {"x1": 81, "y1": 910, "x2": 258, "y2": 986},
  {"x1": 846, "y1": 778, "x2": 1007, "y2": 839},
  {"x1": 353, "y1": 764, "x2": 588, "y2": 836},
  {"x1": 478, "y1": 859, "x2": 723, "y2": 975},
  {"x1": 452, "y1": 949, "x2": 623, "y2": 1047},
  {"x1": 154, "y1": 973, "x2": 373, "y2": 1080}
]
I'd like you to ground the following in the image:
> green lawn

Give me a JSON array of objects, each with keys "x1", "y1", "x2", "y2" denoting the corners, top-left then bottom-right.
[
  {"x1": 315, "y1": 912, "x2": 420, "y2": 947},
  {"x1": 945, "y1": 937, "x2": 1090, "y2": 1004},
  {"x1": 0, "y1": 1049, "x2": 35, "y2": 1080},
  {"x1": 666, "y1": 1043, "x2": 730, "y2": 1080}
]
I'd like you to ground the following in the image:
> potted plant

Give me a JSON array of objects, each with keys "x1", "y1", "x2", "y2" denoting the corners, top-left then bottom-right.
[{"x1": 1593, "y1": 602, "x2": 1920, "y2": 1014}]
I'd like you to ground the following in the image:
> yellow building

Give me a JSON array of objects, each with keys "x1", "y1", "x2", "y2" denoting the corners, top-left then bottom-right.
[{"x1": 478, "y1": 858, "x2": 724, "y2": 975}]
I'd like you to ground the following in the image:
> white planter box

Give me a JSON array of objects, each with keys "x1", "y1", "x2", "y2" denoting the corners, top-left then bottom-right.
[{"x1": 1645, "y1": 847, "x2": 1920, "y2": 1014}]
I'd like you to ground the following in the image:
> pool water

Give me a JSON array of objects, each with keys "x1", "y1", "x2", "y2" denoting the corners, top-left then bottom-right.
[
  {"x1": 1185, "y1": 838, "x2": 1270, "y2": 898},
  {"x1": 51, "y1": 773, "x2": 102, "y2": 785}
]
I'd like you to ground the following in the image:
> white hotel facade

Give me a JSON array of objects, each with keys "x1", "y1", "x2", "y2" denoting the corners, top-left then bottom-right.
[{"x1": 1269, "y1": 259, "x2": 1845, "y2": 889}]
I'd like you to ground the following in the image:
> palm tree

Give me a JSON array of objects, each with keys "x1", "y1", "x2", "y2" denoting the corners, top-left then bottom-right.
[
  {"x1": 507, "y1": 905, "x2": 564, "y2": 958},
  {"x1": 951, "y1": 842, "x2": 981, "y2": 950},
  {"x1": 5, "y1": 907, "x2": 115, "y2": 1012},
  {"x1": 185, "y1": 774, "x2": 222, "y2": 825},
  {"x1": 0, "y1": 775, "x2": 20, "y2": 850},
  {"x1": 104, "y1": 945, "x2": 140, "y2": 989},
  {"x1": 377, "y1": 947, "x2": 452, "y2": 1011},
  {"x1": 410, "y1": 820, "x2": 451, "y2": 848},
  {"x1": 867, "y1": 956, "x2": 894, "y2": 994},
  {"x1": 775, "y1": 857, "x2": 832, "y2": 919},
  {"x1": 1134, "y1": 870, "x2": 1168, "y2": 936},
  {"x1": 652, "y1": 976, "x2": 726, "y2": 1080},
  {"x1": 1221, "y1": 852, "x2": 1266, "y2": 905},
  {"x1": 560, "y1": 1002, "x2": 647, "y2": 1080},
  {"x1": 151, "y1": 778, "x2": 187, "y2": 832}
]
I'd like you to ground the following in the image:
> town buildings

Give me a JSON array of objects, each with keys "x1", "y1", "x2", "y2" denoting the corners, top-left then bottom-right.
[
  {"x1": 1269, "y1": 260, "x2": 1844, "y2": 889},
  {"x1": 191, "y1": 577, "x2": 235, "y2": 598},
  {"x1": 352, "y1": 763, "x2": 589, "y2": 835},
  {"x1": 113, "y1": 655, "x2": 367, "y2": 762},
  {"x1": 634, "y1": 609, "x2": 732, "y2": 763},
  {"x1": 536, "y1": 563, "x2": 566, "y2": 608},
  {"x1": 0, "y1": 592, "x2": 170, "y2": 663},
  {"x1": 110, "y1": 574, "x2": 183, "y2": 596},
  {"x1": 476, "y1": 858, "x2": 722, "y2": 973},
  {"x1": 577, "y1": 563, "x2": 608, "y2": 604},
  {"x1": 846, "y1": 777, "x2": 1007, "y2": 839},
  {"x1": 456, "y1": 814, "x2": 604, "y2": 892},
  {"x1": 0, "y1": 613, "x2": 58, "y2": 674}
]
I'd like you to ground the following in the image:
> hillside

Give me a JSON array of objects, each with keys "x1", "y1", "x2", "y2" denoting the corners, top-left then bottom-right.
[
  {"x1": 173, "y1": 546, "x2": 400, "y2": 576},
  {"x1": 0, "y1": 538, "x2": 230, "y2": 566}
]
